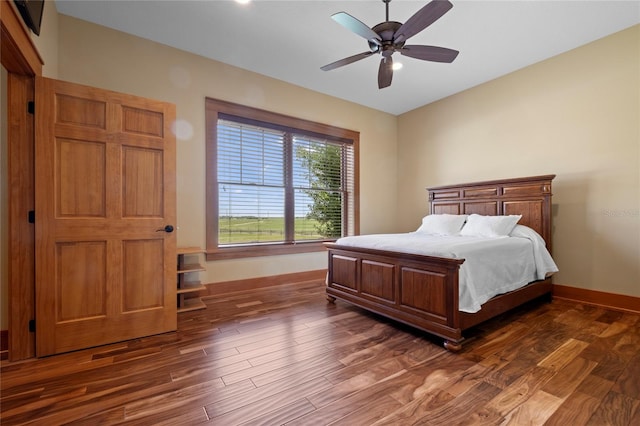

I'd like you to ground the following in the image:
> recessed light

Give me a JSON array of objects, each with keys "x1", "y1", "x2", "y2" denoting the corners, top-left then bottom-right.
[{"x1": 392, "y1": 62, "x2": 403, "y2": 71}]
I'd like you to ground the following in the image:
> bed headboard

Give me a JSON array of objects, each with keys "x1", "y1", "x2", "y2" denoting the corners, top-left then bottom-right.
[{"x1": 427, "y1": 175, "x2": 555, "y2": 253}]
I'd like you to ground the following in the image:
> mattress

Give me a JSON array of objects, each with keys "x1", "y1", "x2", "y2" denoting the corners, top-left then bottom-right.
[{"x1": 334, "y1": 225, "x2": 558, "y2": 313}]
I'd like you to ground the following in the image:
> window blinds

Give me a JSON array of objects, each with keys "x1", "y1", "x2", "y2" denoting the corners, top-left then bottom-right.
[{"x1": 217, "y1": 118, "x2": 354, "y2": 245}]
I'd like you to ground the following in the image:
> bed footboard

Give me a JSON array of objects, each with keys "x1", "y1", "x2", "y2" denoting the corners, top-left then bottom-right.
[{"x1": 325, "y1": 244, "x2": 466, "y2": 349}]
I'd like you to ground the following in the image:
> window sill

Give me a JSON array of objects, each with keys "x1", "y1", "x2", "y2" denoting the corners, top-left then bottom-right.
[{"x1": 206, "y1": 241, "x2": 332, "y2": 261}]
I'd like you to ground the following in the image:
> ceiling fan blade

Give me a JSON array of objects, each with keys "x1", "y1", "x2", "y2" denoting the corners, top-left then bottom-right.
[
  {"x1": 331, "y1": 12, "x2": 381, "y2": 46},
  {"x1": 394, "y1": 0, "x2": 453, "y2": 44},
  {"x1": 321, "y1": 51, "x2": 375, "y2": 71},
  {"x1": 399, "y1": 45, "x2": 459, "y2": 63},
  {"x1": 378, "y1": 57, "x2": 393, "y2": 89}
]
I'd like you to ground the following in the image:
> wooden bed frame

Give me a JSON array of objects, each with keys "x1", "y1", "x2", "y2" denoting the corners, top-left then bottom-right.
[{"x1": 325, "y1": 175, "x2": 555, "y2": 351}]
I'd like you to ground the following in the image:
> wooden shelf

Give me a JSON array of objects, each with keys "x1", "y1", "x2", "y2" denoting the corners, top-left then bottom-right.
[
  {"x1": 178, "y1": 297, "x2": 207, "y2": 313},
  {"x1": 177, "y1": 281, "x2": 206, "y2": 294},
  {"x1": 177, "y1": 246, "x2": 204, "y2": 255},
  {"x1": 178, "y1": 263, "x2": 206, "y2": 274},
  {"x1": 177, "y1": 247, "x2": 206, "y2": 313}
]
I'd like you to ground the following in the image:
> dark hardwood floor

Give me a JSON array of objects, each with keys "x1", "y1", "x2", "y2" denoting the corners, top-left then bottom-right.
[{"x1": 1, "y1": 280, "x2": 639, "y2": 425}]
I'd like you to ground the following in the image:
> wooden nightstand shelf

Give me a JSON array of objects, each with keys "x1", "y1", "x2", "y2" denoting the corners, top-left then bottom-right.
[{"x1": 177, "y1": 247, "x2": 207, "y2": 313}]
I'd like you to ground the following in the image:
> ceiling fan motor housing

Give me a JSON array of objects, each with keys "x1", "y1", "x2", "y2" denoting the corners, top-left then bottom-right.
[
  {"x1": 371, "y1": 21, "x2": 404, "y2": 56},
  {"x1": 321, "y1": 0, "x2": 457, "y2": 89}
]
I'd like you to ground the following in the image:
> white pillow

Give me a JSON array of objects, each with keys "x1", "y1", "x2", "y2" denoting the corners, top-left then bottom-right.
[
  {"x1": 416, "y1": 214, "x2": 468, "y2": 236},
  {"x1": 460, "y1": 214, "x2": 522, "y2": 238}
]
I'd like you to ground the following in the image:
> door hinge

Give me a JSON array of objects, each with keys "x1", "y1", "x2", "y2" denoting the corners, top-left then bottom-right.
[
  {"x1": 28, "y1": 210, "x2": 35, "y2": 223},
  {"x1": 27, "y1": 101, "x2": 35, "y2": 114},
  {"x1": 29, "y1": 319, "x2": 36, "y2": 332}
]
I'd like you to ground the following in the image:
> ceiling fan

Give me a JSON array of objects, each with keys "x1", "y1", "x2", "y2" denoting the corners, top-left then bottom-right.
[{"x1": 321, "y1": 0, "x2": 459, "y2": 89}]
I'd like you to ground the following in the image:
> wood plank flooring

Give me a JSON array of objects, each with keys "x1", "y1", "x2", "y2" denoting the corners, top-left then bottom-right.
[{"x1": 1, "y1": 280, "x2": 639, "y2": 425}]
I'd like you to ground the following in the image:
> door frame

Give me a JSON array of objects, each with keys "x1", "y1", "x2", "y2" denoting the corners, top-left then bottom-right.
[{"x1": 2, "y1": 0, "x2": 43, "y2": 360}]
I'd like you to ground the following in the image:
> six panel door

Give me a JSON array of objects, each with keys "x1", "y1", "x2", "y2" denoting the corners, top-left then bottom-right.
[{"x1": 35, "y1": 77, "x2": 177, "y2": 356}]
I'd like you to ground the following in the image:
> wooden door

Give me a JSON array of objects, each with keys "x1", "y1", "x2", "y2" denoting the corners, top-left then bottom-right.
[{"x1": 34, "y1": 77, "x2": 177, "y2": 356}]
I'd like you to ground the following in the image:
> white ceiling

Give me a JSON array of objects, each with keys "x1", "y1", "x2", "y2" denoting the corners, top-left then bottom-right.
[{"x1": 55, "y1": 0, "x2": 640, "y2": 115}]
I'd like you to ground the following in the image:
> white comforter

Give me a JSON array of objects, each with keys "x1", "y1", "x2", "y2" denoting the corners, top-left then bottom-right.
[{"x1": 334, "y1": 225, "x2": 558, "y2": 313}]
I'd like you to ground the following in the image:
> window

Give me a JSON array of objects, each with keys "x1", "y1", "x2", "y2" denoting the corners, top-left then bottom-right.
[{"x1": 206, "y1": 98, "x2": 359, "y2": 259}]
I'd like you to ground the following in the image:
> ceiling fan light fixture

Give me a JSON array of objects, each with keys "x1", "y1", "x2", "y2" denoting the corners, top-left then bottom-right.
[{"x1": 321, "y1": 0, "x2": 458, "y2": 89}]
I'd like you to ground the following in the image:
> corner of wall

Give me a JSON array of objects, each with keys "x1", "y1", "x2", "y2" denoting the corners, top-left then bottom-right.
[{"x1": 30, "y1": 0, "x2": 60, "y2": 78}]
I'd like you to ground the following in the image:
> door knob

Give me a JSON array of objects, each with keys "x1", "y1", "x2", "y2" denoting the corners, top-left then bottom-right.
[{"x1": 156, "y1": 225, "x2": 174, "y2": 233}]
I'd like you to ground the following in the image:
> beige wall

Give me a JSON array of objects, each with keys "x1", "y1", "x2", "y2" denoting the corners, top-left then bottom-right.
[
  {"x1": 398, "y1": 25, "x2": 640, "y2": 298},
  {"x1": 31, "y1": 0, "x2": 59, "y2": 78},
  {"x1": 55, "y1": 15, "x2": 398, "y2": 285}
]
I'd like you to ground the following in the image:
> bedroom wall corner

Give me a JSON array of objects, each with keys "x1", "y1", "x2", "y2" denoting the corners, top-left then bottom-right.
[{"x1": 396, "y1": 24, "x2": 640, "y2": 299}]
